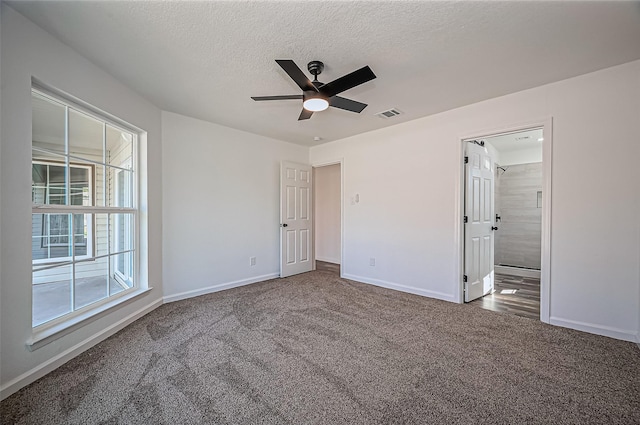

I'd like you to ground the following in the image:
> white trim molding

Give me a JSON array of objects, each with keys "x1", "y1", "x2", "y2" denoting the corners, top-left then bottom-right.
[
  {"x1": 163, "y1": 273, "x2": 279, "y2": 303},
  {"x1": 342, "y1": 273, "x2": 457, "y2": 303},
  {"x1": 28, "y1": 288, "x2": 153, "y2": 351},
  {"x1": 1, "y1": 298, "x2": 163, "y2": 401},
  {"x1": 315, "y1": 256, "x2": 340, "y2": 264},
  {"x1": 550, "y1": 316, "x2": 638, "y2": 343}
]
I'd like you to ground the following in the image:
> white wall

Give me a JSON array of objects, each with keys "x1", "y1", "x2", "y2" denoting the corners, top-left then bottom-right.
[
  {"x1": 161, "y1": 111, "x2": 307, "y2": 301},
  {"x1": 314, "y1": 164, "x2": 341, "y2": 264},
  {"x1": 310, "y1": 60, "x2": 640, "y2": 342},
  {"x1": 0, "y1": 8, "x2": 4, "y2": 368},
  {"x1": 0, "y1": 5, "x2": 163, "y2": 398}
]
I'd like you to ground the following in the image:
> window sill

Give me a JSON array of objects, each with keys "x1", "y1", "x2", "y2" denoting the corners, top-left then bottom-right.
[{"x1": 26, "y1": 287, "x2": 153, "y2": 351}]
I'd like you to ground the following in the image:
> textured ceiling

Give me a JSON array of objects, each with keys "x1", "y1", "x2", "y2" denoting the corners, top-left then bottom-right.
[{"x1": 8, "y1": 1, "x2": 640, "y2": 147}]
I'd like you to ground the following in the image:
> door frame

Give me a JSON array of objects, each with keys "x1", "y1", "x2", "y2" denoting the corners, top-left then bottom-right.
[
  {"x1": 455, "y1": 117, "x2": 553, "y2": 323},
  {"x1": 311, "y1": 158, "x2": 344, "y2": 278}
]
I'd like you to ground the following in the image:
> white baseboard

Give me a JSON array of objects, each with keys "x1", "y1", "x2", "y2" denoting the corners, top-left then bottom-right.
[
  {"x1": 0, "y1": 298, "x2": 163, "y2": 401},
  {"x1": 315, "y1": 256, "x2": 340, "y2": 264},
  {"x1": 342, "y1": 273, "x2": 456, "y2": 303},
  {"x1": 495, "y1": 265, "x2": 541, "y2": 279},
  {"x1": 549, "y1": 316, "x2": 637, "y2": 342},
  {"x1": 163, "y1": 273, "x2": 279, "y2": 303}
]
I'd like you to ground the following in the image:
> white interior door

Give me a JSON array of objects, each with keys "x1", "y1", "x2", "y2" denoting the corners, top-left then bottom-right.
[
  {"x1": 464, "y1": 142, "x2": 495, "y2": 302},
  {"x1": 280, "y1": 161, "x2": 313, "y2": 277}
]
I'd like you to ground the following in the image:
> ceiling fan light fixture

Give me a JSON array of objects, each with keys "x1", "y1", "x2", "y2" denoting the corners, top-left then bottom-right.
[
  {"x1": 252, "y1": 60, "x2": 376, "y2": 120},
  {"x1": 303, "y1": 97, "x2": 329, "y2": 112}
]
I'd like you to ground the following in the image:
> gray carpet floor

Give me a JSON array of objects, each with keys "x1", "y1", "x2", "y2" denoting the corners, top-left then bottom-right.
[{"x1": 2, "y1": 270, "x2": 639, "y2": 424}]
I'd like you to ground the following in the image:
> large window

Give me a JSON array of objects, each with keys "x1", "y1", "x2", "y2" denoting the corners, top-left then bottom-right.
[{"x1": 31, "y1": 89, "x2": 138, "y2": 327}]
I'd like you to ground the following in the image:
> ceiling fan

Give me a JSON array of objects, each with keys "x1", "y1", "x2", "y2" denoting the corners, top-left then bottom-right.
[{"x1": 251, "y1": 60, "x2": 376, "y2": 120}]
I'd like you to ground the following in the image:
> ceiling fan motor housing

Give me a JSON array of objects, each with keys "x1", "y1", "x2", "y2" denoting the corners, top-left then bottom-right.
[{"x1": 307, "y1": 61, "x2": 324, "y2": 78}]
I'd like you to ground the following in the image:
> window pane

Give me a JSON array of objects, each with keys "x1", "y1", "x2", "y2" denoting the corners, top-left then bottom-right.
[
  {"x1": 95, "y1": 165, "x2": 106, "y2": 207},
  {"x1": 32, "y1": 150, "x2": 68, "y2": 206},
  {"x1": 32, "y1": 92, "x2": 65, "y2": 156},
  {"x1": 31, "y1": 163, "x2": 92, "y2": 207},
  {"x1": 74, "y1": 257, "x2": 109, "y2": 310},
  {"x1": 110, "y1": 213, "x2": 134, "y2": 252},
  {"x1": 113, "y1": 252, "x2": 134, "y2": 288},
  {"x1": 69, "y1": 108, "x2": 103, "y2": 162},
  {"x1": 32, "y1": 147, "x2": 66, "y2": 163},
  {"x1": 106, "y1": 125, "x2": 133, "y2": 208},
  {"x1": 31, "y1": 213, "x2": 90, "y2": 259},
  {"x1": 93, "y1": 213, "x2": 128, "y2": 296},
  {"x1": 110, "y1": 213, "x2": 134, "y2": 288},
  {"x1": 32, "y1": 163, "x2": 48, "y2": 203},
  {"x1": 69, "y1": 166, "x2": 91, "y2": 206},
  {"x1": 33, "y1": 213, "x2": 72, "y2": 261},
  {"x1": 95, "y1": 213, "x2": 109, "y2": 257},
  {"x1": 32, "y1": 163, "x2": 68, "y2": 206},
  {"x1": 47, "y1": 164, "x2": 67, "y2": 205},
  {"x1": 72, "y1": 213, "x2": 90, "y2": 257},
  {"x1": 33, "y1": 263, "x2": 73, "y2": 327},
  {"x1": 32, "y1": 163, "x2": 46, "y2": 185},
  {"x1": 107, "y1": 168, "x2": 133, "y2": 208},
  {"x1": 106, "y1": 125, "x2": 133, "y2": 168}
]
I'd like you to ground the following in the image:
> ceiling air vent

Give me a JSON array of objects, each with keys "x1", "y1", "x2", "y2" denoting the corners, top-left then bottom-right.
[{"x1": 375, "y1": 108, "x2": 402, "y2": 119}]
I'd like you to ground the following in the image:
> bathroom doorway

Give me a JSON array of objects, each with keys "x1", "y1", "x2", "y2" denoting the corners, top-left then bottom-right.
[{"x1": 463, "y1": 126, "x2": 549, "y2": 320}]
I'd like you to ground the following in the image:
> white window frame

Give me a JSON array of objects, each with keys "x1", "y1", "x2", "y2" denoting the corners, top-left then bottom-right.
[
  {"x1": 31, "y1": 87, "x2": 140, "y2": 331},
  {"x1": 114, "y1": 158, "x2": 134, "y2": 287}
]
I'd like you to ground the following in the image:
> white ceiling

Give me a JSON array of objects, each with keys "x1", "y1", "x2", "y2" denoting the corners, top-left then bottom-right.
[
  {"x1": 8, "y1": 1, "x2": 640, "y2": 147},
  {"x1": 484, "y1": 128, "x2": 543, "y2": 154}
]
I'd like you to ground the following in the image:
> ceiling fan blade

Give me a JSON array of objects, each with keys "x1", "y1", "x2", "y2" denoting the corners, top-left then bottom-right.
[
  {"x1": 320, "y1": 66, "x2": 376, "y2": 98},
  {"x1": 329, "y1": 96, "x2": 368, "y2": 113},
  {"x1": 298, "y1": 109, "x2": 313, "y2": 120},
  {"x1": 276, "y1": 60, "x2": 318, "y2": 92},
  {"x1": 251, "y1": 95, "x2": 303, "y2": 101}
]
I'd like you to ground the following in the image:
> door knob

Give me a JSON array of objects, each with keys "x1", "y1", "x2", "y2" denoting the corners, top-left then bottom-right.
[
  {"x1": 281, "y1": 223, "x2": 288, "y2": 227},
  {"x1": 491, "y1": 226, "x2": 498, "y2": 231}
]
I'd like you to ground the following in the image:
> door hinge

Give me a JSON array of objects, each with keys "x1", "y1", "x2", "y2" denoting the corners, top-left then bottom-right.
[
  {"x1": 464, "y1": 156, "x2": 468, "y2": 164},
  {"x1": 463, "y1": 275, "x2": 468, "y2": 283},
  {"x1": 463, "y1": 216, "x2": 468, "y2": 223}
]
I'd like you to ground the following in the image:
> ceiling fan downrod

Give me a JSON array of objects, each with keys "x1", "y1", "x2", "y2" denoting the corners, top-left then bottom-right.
[{"x1": 307, "y1": 60, "x2": 324, "y2": 82}]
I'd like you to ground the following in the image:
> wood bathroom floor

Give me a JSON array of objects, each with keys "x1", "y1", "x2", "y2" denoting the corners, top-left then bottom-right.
[
  {"x1": 314, "y1": 262, "x2": 540, "y2": 320},
  {"x1": 468, "y1": 273, "x2": 541, "y2": 320},
  {"x1": 315, "y1": 260, "x2": 341, "y2": 275}
]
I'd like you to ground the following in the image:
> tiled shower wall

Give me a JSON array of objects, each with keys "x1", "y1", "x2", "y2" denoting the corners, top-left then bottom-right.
[{"x1": 495, "y1": 162, "x2": 542, "y2": 269}]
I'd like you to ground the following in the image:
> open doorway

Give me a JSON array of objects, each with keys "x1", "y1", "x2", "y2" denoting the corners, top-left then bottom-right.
[
  {"x1": 462, "y1": 124, "x2": 551, "y2": 321},
  {"x1": 313, "y1": 163, "x2": 341, "y2": 276}
]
